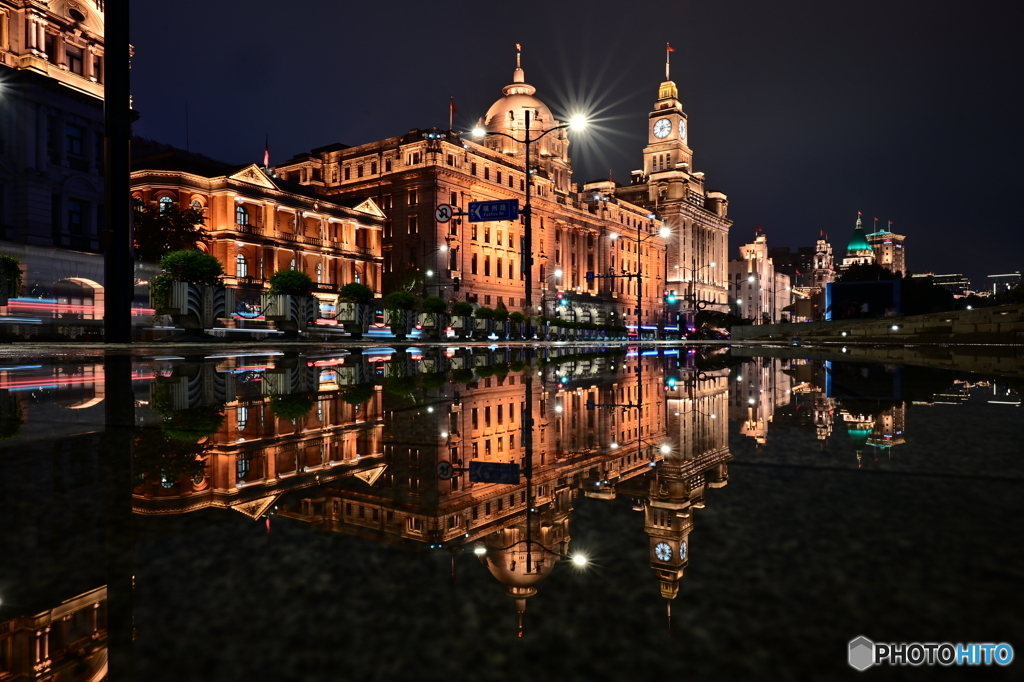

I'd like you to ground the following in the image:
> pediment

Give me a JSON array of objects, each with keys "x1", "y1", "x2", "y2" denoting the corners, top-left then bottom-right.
[
  {"x1": 229, "y1": 494, "x2": 280, "y2": 519},
  {"x1": 353, "y1": 198, "x2": 386, "y2": 219},
  {"x1": 229, "y1": 164, "x2": 277, "y2": 189},
  {"x1": 353, "y1": 464, "x2": 387, "y2": 487}
]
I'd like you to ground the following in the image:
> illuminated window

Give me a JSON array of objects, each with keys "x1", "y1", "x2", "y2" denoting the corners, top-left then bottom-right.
[
  {"x1": 235, "y1": 205, "x2": 249, "y2": 225},
  {"x1": 158, "y1": 195, "x2": 173, "y2": 214},
  {"x1": 237, "y1": 406, "x2": 248, "y2": 431},
  {"x1": 236, "y1": 253, "x2": 248, "y2": 278}
]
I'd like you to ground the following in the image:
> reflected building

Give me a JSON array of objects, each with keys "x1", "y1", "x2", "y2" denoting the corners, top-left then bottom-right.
[
  {"x1": 132, "y1": 353, "x2": 385, "y2": 517},
  {"x1": 729, "y1": 358, "x2": 791, "y2": 445},
  {"x1": 277, "y1": 346, "x2": 732, "y2": 630},
  {"x1": 840, "y1": 404, "x2": 906, "y2": 467},
  {"x1": 0, "y1": 362, "x2": 109, "y2": 680}
]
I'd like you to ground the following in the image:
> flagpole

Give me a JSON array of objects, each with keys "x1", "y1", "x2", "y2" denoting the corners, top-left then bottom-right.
[{"x1": 666, "y1": 42, "x2": 670, "y2": 80}]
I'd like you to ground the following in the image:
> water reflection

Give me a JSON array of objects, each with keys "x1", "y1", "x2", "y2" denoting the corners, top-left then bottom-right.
[{"x1": 0, "y1": 346, "x2": 1021, "y2": 678}]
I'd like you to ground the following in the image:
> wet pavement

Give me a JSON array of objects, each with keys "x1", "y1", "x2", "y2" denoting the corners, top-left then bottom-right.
[{"x1": 0, "y1": 344, "x2": 1021, "y2": 680}]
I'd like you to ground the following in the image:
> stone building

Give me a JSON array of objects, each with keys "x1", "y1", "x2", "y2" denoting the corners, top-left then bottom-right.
[
  {"x1": 0, "y1": 0, "x2": 110, "y2": 322},
  {"x1": 610, "y1": 57, "x2": 732, "y2": 324},
  {"x1": 729, "y1": 232, "x2": 792, "y2": 323},
  {"x1": 275, "y1": 50, "x2": 679, "y2": 332},
  {"x1": 130, "y1": 145, "x2": 384, "y2": 321},
  {"x1": 865, "y1": 221, "x2": 906, "y2": 276}
]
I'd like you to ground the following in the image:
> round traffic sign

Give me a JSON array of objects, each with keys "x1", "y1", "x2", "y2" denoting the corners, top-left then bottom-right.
[
  {"x1": 436, "y1": 461, "x2": 455, "y2": 480},
  {"x1": 435, "y1": 204, "x2": 453, "y2": 223}
]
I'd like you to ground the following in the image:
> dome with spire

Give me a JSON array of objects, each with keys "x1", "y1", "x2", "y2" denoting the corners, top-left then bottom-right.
[
  {"x1": 482, "y1": 48, "x2": 557, "y2": 133},
  {"x1": 846, "y1": 215, "x2": 872, "y2": 252}
]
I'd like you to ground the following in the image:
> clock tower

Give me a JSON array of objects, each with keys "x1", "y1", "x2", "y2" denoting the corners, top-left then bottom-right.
[{"x1": 643, "y1": 50, "x2": 692, "y2": 177}]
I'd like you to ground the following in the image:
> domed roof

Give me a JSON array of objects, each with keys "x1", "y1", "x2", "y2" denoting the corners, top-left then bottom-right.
[
  {"x1": 846, "y1": 215, "x2": 872, "y2": 252},
  {"x1": 482, "y1": 50, "x2": 557, "y2": 131}
]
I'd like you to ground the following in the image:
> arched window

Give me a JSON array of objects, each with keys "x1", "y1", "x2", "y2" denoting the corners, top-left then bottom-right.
[
  {"x1": 236, "y1": 253, "x2": 248, "y2": 278},
  {"x1": 289, "y1": 258, "x2": 296, "y2": 271},
  {"x1": 237, "y1": 406, "x2": 248, "y2": 432},
  {"x1": 190, "y1": 199, "x2": 203, "y2": 211},
  {"x1": 235, "y1": 205, "x2": 249, "y2": 225},
  {"x1": 158, "y1": 196, "x2": 173, "y2": 214}
]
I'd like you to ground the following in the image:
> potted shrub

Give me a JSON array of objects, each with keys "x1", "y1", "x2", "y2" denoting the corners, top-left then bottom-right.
[
  {"x1": 419, "y1": 296, "x2": 448, "y2": 340},
  {"x1": 509, "y1": 311, "x2": 526, "y2": 340},
  {"x1": 263, "y1": 269, "x2": 317, "y2": 336},
  {"x1": 450, "y1": 301, "x2": 474, "y2": 339},
  {"x1": 473, "y1": 306, "x2": 495, "y2": 339},
  {"x1": 384, "y1": 291, "x2": 418, "y2": 340},
  {"x1": 150, "y1": 250, "x2": 232, "y2": 331},
  {"x1": 492, "y1": 308, "x2": 510, "y2": 339},
  {"x1": 0, "y1": 253, "x2": 22, "y2": 307},
  {"x1": 337, "y1": 282, "x2": 375, "y2": 339}
]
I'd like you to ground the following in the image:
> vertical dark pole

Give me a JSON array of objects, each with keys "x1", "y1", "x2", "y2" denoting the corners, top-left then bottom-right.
[
  {"x1": 104, "y1": 1, "x2": 133, "y2": 343},
  {"x1": 637, "y1": 220, "x2": 642, "y2": 341},
  {"x1": 104, "y1": 354, "x2": 135, "y2": 681},
  {"x1": 523, "y1": 112, "x2": 533, "y2": 339}
]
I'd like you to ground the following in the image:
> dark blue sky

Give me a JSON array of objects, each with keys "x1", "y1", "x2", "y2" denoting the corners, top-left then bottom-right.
[{"x1": 131, "y1": 0, "x2": 1023, "y2": 283}]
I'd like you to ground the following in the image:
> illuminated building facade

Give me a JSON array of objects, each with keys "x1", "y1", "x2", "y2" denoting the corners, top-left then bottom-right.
[
  {"x1": 865, "y1": 222, "x2": 906, "y2": 276},
  {"x1": 612, "y1": 63, "x2": 732, "y2": 321},
  {"x1": 729, "y1": 358, "x2": 792, "y2": 445},
  {"x1": 130, "y1": 147, "x2": 384, "y2": 318},
  {"x1": 729, "y1": 233, "x2": 792, "y2": 323},
  {"x1": 0, "y1": 0, "x2": 110, "y2": 320},
  {"x1": 275, "y1": 52, "x2": 670, "y2": 329}
]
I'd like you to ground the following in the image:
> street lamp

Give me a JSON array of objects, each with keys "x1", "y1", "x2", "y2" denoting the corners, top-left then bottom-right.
[
  {"x1": 608, "y1": 213, "x2": 669, "y2": 340},
  {"x1": 674, "y1": 261, "x2": 717, "y2": 334},
  {"x1": 473, "y1": 112, "x2": 587, "y2": 338},
  {"x1": 422, "y1": 239, "x2": 453, "y2": 295}
]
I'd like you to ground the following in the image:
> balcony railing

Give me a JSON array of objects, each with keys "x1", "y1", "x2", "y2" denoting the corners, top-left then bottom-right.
[{"x1": 235, "y1": 223, "x2": 264, "y2": 236}]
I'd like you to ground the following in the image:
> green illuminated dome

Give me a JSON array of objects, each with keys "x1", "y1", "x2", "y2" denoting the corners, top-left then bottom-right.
[{"x1": 846, "y1": 216, "x2": 872, "y2": 252}]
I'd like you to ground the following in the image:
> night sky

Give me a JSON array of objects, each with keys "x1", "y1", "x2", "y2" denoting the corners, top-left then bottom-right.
[{"x1": 130, "y1": 0, "x2": 1023, "y2": 283}]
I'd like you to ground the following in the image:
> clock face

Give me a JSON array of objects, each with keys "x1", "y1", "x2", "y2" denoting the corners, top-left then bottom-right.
[
  {"x1": 655, "y1": 541, "x2": 672, "y2": 562},
  {"x1": 678, "y1": 120, "x2": 687, "y2": 141},
  {"x1": 653, "y1": 118, "x2": 671, "y2": 139},
  {"x1": 679, "y1": 541, "x2": 688, "y2": 561}
]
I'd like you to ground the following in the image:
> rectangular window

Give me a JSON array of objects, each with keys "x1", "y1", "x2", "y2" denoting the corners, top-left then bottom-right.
[
  {"x1": 450, "y1": 191, "x2": 458, "y2": 206},
  {"x1": 408, "y1": 215, "x2": 418, "y2": 235},
  {"x1": 471, "y1": 253, "x2": 478, "y2": 274},
  {"x1": 510, "y1": 433, "x2": 515, "y2": 450},
  {"x1": 67, "y1": 198, "x2": 85, "y2": 235},
  {"x1": 497, "y1": 405, "x2": 503, "y2": 425},
  {"x1": 484, "y1": 167, "x2": 490, "y2": 180},
  {"x1": 509, "y1": 174, "x2": 514, "y2": 188},
  {"x1": 371, "y1": 161, "x2": 377, "y2": 174},
  {"x1": 484, "y1": 227, "x2": 490, "y2": 244},
  {"x1": 93, "y1": 55, "x2": 103, "y2": 83},
  {"x1": 66, "y1": 124, "x2": 84, "y2": 156},
  {"x1": 484, "y1": 256, "x2": 491, "y2": 277},
  {"x1": 409, "y1": 190, "x2": 418, "y2": 205},
  {"x1": 508, "y1": 261, "x2": 514, "y2": 279},
  {"x1": 344, "y1": 167, "x2": 350, "y2": 180},
  {"x1": 357, "y1": 164, "x2": 363, "y2": 178},
  {"x1": 471, "y1": 225, "x2": 478, "y2": 241},
  {"x1": 496, "y1": 170, "x2": 502, "y2": 184},
  {"x1": 471, "y1": 162, "x2": 477, "y2": 176},
  {"x1": 472, "y1": 408, "x2": 479, "y2": 429},
  {"x1": 496, "y1": 257, "x2": 503, "y2": 279},
  {"x1": 66, "y1": 45, "x2": 84, "y2": 75},
  {"x1": 385, "y1": 158, "x2": 392, "y2": 172}
]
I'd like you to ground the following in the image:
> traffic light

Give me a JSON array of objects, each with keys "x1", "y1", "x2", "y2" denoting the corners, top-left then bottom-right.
[
  {"x1": 557, "y1": 292, "x2": 568, "y2": 306},
  {"x1": 453, "y1": 277, "x2": 460, "y2": 292},
  {"x1": 665, "y1": 293, "x2": 678, "y2": 304}
]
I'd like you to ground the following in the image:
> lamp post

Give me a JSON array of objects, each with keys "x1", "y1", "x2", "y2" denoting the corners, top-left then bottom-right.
[
  {"x1": 422, "y1": 239, "x2": 452, "y2": 296},
  {"x1": 674, "y1": 261, "x2": 716, "y2": 335},
  {"x1": 609, "y1": 218, "x2": 670, "y2": 341},
  {"x1": 473, "y1": 113, "x2": 586, "y2": 338}
]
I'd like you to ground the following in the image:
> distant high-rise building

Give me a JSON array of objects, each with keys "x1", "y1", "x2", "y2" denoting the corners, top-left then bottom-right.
[
  {"x1": 987, "y1": 272, "x2": 1021, "y2": 295},
  {"x1": 865, "y1": 220, "x2": 906, "y2": 276},
  {"x1": 729, "y1": 232, "x2": 792, "y2": 323}
]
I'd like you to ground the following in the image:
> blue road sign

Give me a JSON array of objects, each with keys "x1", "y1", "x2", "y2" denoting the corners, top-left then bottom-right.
[
  {"x1": 468, "y1": 461, "x2": 521, "y2": 484},
  {"x1": 468, "y1": 199, "x2": 519, "y2": 223}
]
